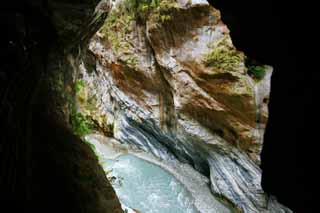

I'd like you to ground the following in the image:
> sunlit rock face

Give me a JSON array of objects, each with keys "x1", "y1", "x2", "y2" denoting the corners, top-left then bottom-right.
[{"x1": 75, "y1": 0, "x2": 291, "y2": 212}]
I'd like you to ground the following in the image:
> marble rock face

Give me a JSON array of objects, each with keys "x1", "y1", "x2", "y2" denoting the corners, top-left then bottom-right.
[{"x1": 75, "y1": 0, "x2": 292, "y2": 212}]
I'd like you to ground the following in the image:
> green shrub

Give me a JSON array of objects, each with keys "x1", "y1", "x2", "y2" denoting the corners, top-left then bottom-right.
[
  {"x1": 160, "y1": 14, "x2": 171, "y2": 22},
  {"x1": 151, "y1": 0, "x2": 160, "y2": 7},
  {"x1": 245, "y1": 58, "x2": 267, "y2": 80},
  {"x1": 204, "y1": 47, "x2": 242, "y2": 70},
  {"x1": 247, "y1": 65, "x2": 266, "y2": 80},
  {"x1": 75, "y1": 80, "x2": 86, "y2": 93},
  {"x1": 139, "y1": 3, "x2": 150, "y2": 13},
  {"x1": 70, "y1": 110, "x2": 94, "y2": 137},
  {"x1": 151, "y1": 0, "x2": 176, "y2": 23},
  {"x1": 100, "y1": 1, "x2": 136, "y2": 55},
  {"x1": 123, "y1": 0, "x2": 137, "y2": 13},
  {"x1": 204, "y1": 37, "x2": 243, "y2": 71}
]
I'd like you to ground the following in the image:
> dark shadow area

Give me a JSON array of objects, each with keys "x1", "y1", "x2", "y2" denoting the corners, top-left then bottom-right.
[
  {"x1": 207, "y1": 0, "x2": 316, "y2": 212},
  {"x1": 1, "y1": 1, "x2": 122, "y2": 212},
  {"x1": 1, "y1": 0, "x2": 316, "y2": 212}
]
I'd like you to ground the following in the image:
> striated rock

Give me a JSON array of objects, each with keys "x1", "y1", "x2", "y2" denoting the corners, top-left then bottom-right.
[{"x1": 74, "y1": 0, "x2": 292, "y2": 212}]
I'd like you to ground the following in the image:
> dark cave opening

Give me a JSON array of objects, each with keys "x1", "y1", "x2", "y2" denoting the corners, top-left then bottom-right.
[
  {"x1": 1, "y1": 1, "x2": 123, "y2": 212},
  {"x1": 1, "y1": 0, "x2": 315, "y2": 212},
  {"x1": 207, "y1": 0, "x2": 316, "y2": 212}
]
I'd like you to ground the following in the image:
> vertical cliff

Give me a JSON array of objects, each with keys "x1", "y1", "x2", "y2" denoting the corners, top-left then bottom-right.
[
  {"x1": 71, "y1": 0, "x2": 292, "y2": 212},
  {"x1": 1, "y1": 0, "x2": 295, "y2": 212}
]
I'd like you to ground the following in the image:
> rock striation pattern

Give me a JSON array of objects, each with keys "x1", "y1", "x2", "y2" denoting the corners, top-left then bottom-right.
[{"x1": 73, "y1": 0, "x2": 292, "y2": 212}]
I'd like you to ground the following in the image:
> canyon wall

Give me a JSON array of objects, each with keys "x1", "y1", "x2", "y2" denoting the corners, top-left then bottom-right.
[{"x1": 72, "y1": 0, "x2": 292, "y2": 212}]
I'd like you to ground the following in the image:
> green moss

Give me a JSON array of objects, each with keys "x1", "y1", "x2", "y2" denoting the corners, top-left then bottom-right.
[
  {"x1": 99, "y1": 2, "x2": 136, "y2": 59},
  {"x1": 70, "y1": 110, "x2": 94, "y2": 137},
  {"x1": 136, "y1": 0, "x2": 172, "y2": 19},
  {"x1": 139, "y1": 3, "x2": 150, "y2": 13},
  {"x1": 148, "y1": 0, "x2": 176, "y2": 24},
  {"x1": 72, "y1": 78, "x2": 114, "y2": 137},
  {"x1": 123, "y1": 0, "x2": 137, "y2": 14},
  {"x1": 85, "y1": 95, "x2": 98, "y2": 111},
  {"x1": 75, "y1": 80, "x2": 86, "y2": 93},
  {"x1": 245, "y1": 59, "x2": 267, "y2": 80},
  {"x1": 160, "y1": 14, "x2": 171, "y2": 22},
  {"x1": 247, "y1": 65, "x2": 266, "y2": 80},
  {"x1": 122, "y1": 56, "x2": 138, "y2": 65},
  {"x1": 204, "y1": 37, "x2": 243, "y2": 71},
  {"x1": 99, "y1": 0, "x2": 176, "y2": 54},
  {"x1": 84, "y1": 140, "x2": 96, "y2": 151},
  {"x1": 69, "y1": 79, "x2": 94, "y2": 137}
]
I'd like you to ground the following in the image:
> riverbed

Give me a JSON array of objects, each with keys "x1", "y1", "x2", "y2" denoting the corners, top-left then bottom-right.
[{"x1": 85, "y1": 134, "x2": 232, "y2": 213}]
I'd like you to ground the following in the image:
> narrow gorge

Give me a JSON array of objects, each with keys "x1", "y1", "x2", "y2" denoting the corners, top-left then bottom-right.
[{"x1": 1, "y1": 0, "x2": 295, "y2": 212}]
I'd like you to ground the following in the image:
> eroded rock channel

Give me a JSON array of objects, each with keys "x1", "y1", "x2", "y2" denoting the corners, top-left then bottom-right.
[{"x1": 58, "y1": 0, "x2": 292, "y2": 212}]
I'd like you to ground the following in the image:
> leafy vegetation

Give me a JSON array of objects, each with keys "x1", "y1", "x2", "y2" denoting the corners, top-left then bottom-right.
[
  {"x1": 69, "y1": 79, "x2": 94, "y2": 137},
  {"x1": 247, "y1": 65, "x2": 266, "y2": 80},
  {"x1": 99, "y1": 0, "x2": 176, "y2": 63},
  {"x1": 204, "y1": 37, "x2": 243, "y2": 71},
  {"x1": 245, "y1": 59, "x2": 266, "y2": 80},
  {"x1": 100, "y1": 9, "x2": 132, "y2": 47},
  {"x1": 85, "y1": 94, "x2": 98, "y2": 111},
  {"x1": 70, "y1": 109, "x2": 94, "y2": 137},
  {"x1": 72, "y1": 78, "x2": 114, "y2": 137},
  {"x1": 123, "y1": 0, "x2": 174, "y2": 18},
  {"x1": 147, "y1": 0, "x2": 176, "y2": 23},
  {"x1": 99, "y1": 1, "x2": 136, "y2": 63},
  {"x1": 84, "y1": 140, "x2": 96, "y2": 151},
  {"x1": 75, "y1": 79, "x2": 86, "y2": 93},
  {"x1": 160, "y1": 14, "x2": 171, "y2": 22}
]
